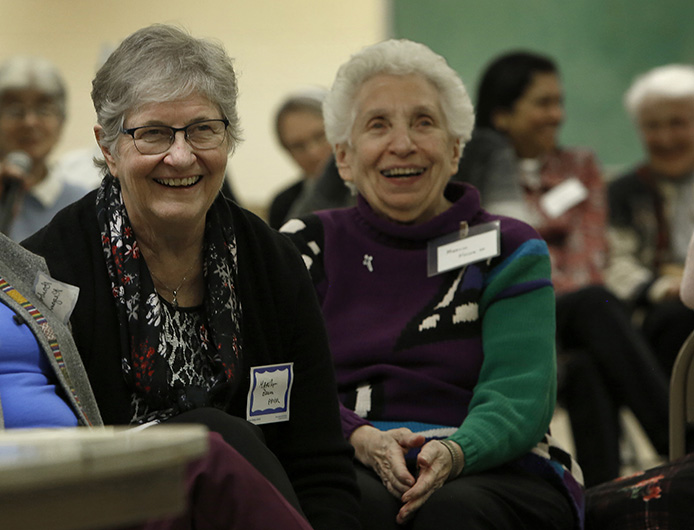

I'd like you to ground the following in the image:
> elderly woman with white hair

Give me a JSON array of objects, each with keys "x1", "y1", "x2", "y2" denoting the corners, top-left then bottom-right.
[
  {"x1": 0, "y1": 56, "x2": 89, "y2": 240},
  {"x1": 607, "y1": 65, "x2": 694, "y2": 375},
  {"x1": 282, "y1": 39, "x2": 583, "y2": 529}
]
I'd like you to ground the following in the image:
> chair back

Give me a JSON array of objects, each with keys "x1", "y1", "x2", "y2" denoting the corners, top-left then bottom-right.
[{"x1": 669, "y1": 330, "x2": 694, "y2": 460}]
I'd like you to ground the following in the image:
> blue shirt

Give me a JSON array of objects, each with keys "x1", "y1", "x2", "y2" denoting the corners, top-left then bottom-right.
[
  {"x1": 0, "y1": 302, "x2": 78, "y2": 428},
  {"x1": 0, "y1": 169, "x2": 89, "y2": 242}
]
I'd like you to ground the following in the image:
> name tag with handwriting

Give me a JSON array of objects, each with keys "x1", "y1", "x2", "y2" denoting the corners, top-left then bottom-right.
[
  {"x1": 427, "y1": 220, "x2": 501, "y2": 276},
  {"x1": 33, "y1": 271, "x2": 80, "y2": 325},
  {"x1": 247, "y1": 363, "x2": 294, "y2": 425}
]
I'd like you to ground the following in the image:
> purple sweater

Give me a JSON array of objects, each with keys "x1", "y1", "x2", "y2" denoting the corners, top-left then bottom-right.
[{"x1": 283, "y1": 182, "x2": 560, "y2": 472}]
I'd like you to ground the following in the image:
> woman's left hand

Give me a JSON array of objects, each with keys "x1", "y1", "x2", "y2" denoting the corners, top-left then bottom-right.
[{"x1": 396, "y1": 439, "x2": 463, "y2": 524}]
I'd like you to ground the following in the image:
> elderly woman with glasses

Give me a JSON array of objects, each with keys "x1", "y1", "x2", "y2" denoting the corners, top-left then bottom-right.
[
  {"x1": 23, "y1": 24, "x2": 360, "y2": 530},
  {"x1": 282, "y1": 39, "x2": 583, "y2": 529},
  {"x1": 0, "y1": 56, "x2": 90, "y2": 240}
]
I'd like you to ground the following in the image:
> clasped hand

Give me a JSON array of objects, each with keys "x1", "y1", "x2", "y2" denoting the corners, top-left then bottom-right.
[{"x1": 349, "y1": 425, "x2": 459, "y2": 524}]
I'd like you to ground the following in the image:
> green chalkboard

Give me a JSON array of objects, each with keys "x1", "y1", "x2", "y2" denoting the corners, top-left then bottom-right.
[{"x1": 392, "y1": 0, "x2": 694, "y2": 173}]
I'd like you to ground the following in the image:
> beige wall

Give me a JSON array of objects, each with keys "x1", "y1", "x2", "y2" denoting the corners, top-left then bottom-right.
[{"x1": 0, "y1": 0, "x2": 389, "y2": 209}]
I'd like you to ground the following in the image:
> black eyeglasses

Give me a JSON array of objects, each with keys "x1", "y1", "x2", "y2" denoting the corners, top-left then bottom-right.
[{"x1": 121, "y1": 118, "x2": 230, "y2": 155}]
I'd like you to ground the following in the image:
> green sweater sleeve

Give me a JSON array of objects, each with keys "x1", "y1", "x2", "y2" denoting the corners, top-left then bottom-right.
[{"x1": 448, "y1": 240, "x2": 557, "y2": 474}]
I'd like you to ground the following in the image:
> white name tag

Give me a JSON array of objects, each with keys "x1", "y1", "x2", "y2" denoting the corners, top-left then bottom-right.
[
  {"x1": 247, "y1": 363, "x2": 294, "y2": 425},
  {"x1": 539, "y1": 177, "x2": 588, "y2": 218},
  {"x1": 427, "y1": 220, "x2": 501, "y2": 276},
  {"x1": 32, "y1": 271, "x2": 80, "y2": 325}
]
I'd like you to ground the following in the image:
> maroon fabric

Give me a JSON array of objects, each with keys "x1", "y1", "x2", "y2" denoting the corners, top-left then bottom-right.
[{"x1": 135, "y1": 432, "x2": 314, "y2": 530}]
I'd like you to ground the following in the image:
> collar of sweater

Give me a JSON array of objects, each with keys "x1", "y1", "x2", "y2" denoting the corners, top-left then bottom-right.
[{"x1": 354, "y1": 182, "x2": 486, "y2": 243}]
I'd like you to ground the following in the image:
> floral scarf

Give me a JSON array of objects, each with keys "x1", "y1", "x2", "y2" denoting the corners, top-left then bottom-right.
[{"x1": 96, "y1": 174, "x2": 242, "y2": 420}]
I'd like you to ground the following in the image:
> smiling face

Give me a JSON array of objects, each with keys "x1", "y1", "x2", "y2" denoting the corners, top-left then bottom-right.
[
  {"x1": 493, "y1": 72, "x2": 563, "y2": 159},
  {"x1": 335, "y1": 74, "x2": 460, "y2": 224},
  {"x1": 98, "y1": 93, "x2": 228, "y2": 236},
  {"x1": 636, "y1": 97, "x2": 694, "y2": 178}
]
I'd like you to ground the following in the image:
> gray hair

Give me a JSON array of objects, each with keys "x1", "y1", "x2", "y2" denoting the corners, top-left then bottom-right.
[
  {"x1": 624, "y1": 64, "x2": 694, "y2": 120},
  {"x1": 274, "y1": 87, "x2": 327, "y2": 147},
  {"x1": 91, "y1": 24, "x2": 242, "y2": 169},
  {"x1": 0, "y1": 56, "x2": 67, "y2": 118},
  {"x1": 323, "y1": 39, "x2": 474, "y2": 152}
]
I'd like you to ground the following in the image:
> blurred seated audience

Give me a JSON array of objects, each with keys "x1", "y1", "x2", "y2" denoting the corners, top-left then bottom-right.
[
  {"x1": 606, "y1": 65, "x2": 694, "y2": 375},
  {"x1": 0, "y1": 56, "x2": 89, "y2": 241},
  {"x1": 0, "y1": 231, "x2": 313, "y2": 530},
  {"x1": 267, "y1": 88, "x2": 333, "y2": 229},
  {"x1": 283, "y1": 39, "x2": 583, "y2": 529},
  {"x1": 454, "y1": 50, "x2": 669, "y2": 486}
]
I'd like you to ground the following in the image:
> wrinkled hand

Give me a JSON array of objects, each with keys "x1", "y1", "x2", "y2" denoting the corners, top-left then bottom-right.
[
  {"x1": 397, "y1": 440, "x2": 462, "y2": 524},
  {"x1": 349, "y1": 425, "x2": 425, "y2": 498}
]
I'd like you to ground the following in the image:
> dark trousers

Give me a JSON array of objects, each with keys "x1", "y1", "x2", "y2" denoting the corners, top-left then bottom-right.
[
  {"x1": 642, "y1": 297, "x2": 694, "y2": 376},
  {"x1": 355, "y1": 463, "x2": 574, "y2": 530},
  {"x1": 165, "y1": 407, "x2": 303, "y2": 512},
  {"x1": 556, "y1": 285, "x2": 669, "y2": 486}
]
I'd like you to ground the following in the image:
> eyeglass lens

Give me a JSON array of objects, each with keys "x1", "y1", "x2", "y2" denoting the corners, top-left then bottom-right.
[{"x1": 130, "y1": 120, "x2": 227, "y2": 154}]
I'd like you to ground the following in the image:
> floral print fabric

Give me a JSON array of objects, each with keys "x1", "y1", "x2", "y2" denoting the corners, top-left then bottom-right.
[
  {"x1": 96, "y1": 174, "x2": 242, "y2": 423},
  {"x1": 586, "y1": 452, "x2": 694, "y2": 529}
]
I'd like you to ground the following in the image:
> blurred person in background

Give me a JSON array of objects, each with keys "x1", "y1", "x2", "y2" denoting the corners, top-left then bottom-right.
[
  {"x1": 267, "y1": 88, "x2": 333, "y2": 229},
  {"x1": 0, "y1": 56, "x2": 89, "y2": 240},
  {"x1": 607, "y1": 64, "x2": 694, "y2": 375}
]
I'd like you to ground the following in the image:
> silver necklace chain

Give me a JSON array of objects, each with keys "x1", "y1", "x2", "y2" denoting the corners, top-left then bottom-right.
[{"x1": 150, "y1": 261, "x2": 198, "y2": 307}]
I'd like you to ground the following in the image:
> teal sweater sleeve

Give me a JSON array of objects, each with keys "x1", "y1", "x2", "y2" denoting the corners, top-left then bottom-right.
[{"x1": 448, "y1": 239, "x2": 556, "y2": 474}]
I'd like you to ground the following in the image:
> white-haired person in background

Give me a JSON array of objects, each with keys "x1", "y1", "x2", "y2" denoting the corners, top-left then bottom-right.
[
  {"x1": 606, "y1": 65, "x2": 694, "y2": 376},
  {"x1": 267, "y1": 88, "x2": 334, "y2": 229},
  {"x1": 282, "y1": 39, "x2": 584, "y2": 529},
  {"x1": 0, "y1": 56, "x2": 89, "y2": 240}
]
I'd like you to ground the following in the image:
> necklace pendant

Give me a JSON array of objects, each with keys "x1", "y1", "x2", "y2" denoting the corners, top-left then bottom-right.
[{"x1": 171, "y1": 289, "x2": 179, "y2": 307}]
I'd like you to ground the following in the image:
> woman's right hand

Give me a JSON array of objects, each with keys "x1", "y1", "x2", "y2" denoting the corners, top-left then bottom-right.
[{"x1": 349, "y1": 425, "x2": 425, "y2": 498}]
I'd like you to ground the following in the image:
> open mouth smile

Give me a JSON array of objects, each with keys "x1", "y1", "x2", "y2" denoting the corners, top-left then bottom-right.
[
  {"x1": 154, "y1": 176, "x2": 202, "y2": 188},
  {"x1": 381, "y1": 168, "x2": 425, "y2": 178}
]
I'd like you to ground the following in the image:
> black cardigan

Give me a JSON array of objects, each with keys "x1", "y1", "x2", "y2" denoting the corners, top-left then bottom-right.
[{"x1": 23, "y1": 190, "x2": 360, "y2": 530}]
